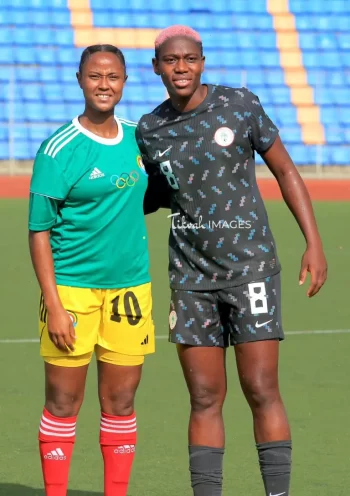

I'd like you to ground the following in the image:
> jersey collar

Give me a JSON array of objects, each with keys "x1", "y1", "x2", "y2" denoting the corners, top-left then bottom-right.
[{"x1": 72, "y1": 115, "x2": 123, "y2": 145}]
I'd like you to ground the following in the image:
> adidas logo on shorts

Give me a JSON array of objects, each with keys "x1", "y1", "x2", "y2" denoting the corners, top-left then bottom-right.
[
  {"x1": 140, "y1": 335, "x2": 149, "y2": 345},
  {"x1": 89, "y1": 167, "x2": 105, "y2": 179},
  {"x1": 44, "y1": 448, "x2": 66, "y2": 460}
]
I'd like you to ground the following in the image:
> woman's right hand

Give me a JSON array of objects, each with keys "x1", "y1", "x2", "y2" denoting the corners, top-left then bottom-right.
[{"x1": 47, "y1": 306, "x2": 76, "y2": 352}]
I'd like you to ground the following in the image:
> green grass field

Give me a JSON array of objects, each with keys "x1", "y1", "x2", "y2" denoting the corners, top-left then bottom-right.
[{"x1": 0, "y1": 199, "x2": 349, "y2": 495}]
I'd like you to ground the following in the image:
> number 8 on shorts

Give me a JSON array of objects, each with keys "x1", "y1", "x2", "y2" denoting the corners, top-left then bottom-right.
[{"x1": 248, "y1": 282, "x2": 268, "y2": 315}]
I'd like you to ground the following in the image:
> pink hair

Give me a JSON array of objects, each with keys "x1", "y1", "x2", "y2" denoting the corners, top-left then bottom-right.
[{"x1": 154, "y1": 25, "x2": 202, "y2": 50}]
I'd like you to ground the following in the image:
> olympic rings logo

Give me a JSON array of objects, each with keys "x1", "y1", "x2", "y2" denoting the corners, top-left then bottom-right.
[{"x1": 110, "y1": 170, "x2": 140, "y2": 189}]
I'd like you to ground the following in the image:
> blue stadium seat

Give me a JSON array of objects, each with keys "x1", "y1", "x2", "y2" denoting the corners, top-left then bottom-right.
[
  {"x1": 37, "y1": 49, "x2": 57, "y2": 66},
  {"x1": 0, "y1": 127, "x2": 9, "y2": 141},
  {"x1": 16, "y1": 67, "x2": 39, "y2": 82},
  {"x1": 33, "y1": 29, "x2": 54, "y2": 45},
  {"x1": 25, "y1": 103, "x2": 46, "y2": 122},
  {"x1": 308, "y1": 145, "x2": 331, "y2": 165},
  {"x1": 39, "y1": 66, "x2": 60, "y2": 82},
  {"x1": 13, "y1": 140, "x2": 31, "y2": 159},
  {"x1": 66, "y1": 103, "x2": 82, "y2": 117},
  {"x1": 115, "y1": 103, "x2": 130, "y2": 121},
  {"x1": 13, "y1": 28, "x2": 35, "y2": 45},
  {"x1": 42, "y1": 84, "x2": 64, "y2": 102},
  {"x1": 236, "y1": 32, "x2": 257, "y2": 49},
  {"x1": 0, "y1": 103, "x2": 8, "y2": 122},
  {"x1": 0, "y1": 28, "x2": 13, "y2": 44},
  {"x1": 14, "y1": 46, "x2": 37, "y2": 64},
  {"x1": 265, "y1": 69, "x2": 285, "y2": 86},
  {"x1": 31, "y1": 140, "x2": 43, "y2": 157},
  {"x1": 343, "y1": 128, "x2": 350, "y2": 144},
  {"x1": 63, "y1": 85, "x2": 84, "y2": 103},
  {"x1": 123, "y1": 84, "x2": 145, "y2": 104},
  {"x1": 327, "y1": 71, "x2": 345, "y2": 86},
  {"x1": 188, "y1": 13, "x2": 214, "y2": 30},
  {"x1": 276, "y1": 106, "x2": 298, "y2": 125},
  {"x1": 208, "y1": 0, "x2": 233, "y2": 12},
  {"x1": 317, "y1": 33, "x2": 338, "y2": 50},
  {"x1": 280, "y1": 126, "x2": 302, "y2": 144},
  {"x1": 0, "y1": 47, "x2": 13, "y2": 63},
  {"x1": 299, "y1": 33, "x2": 317, "y2": 50},
  {"x1": 60, "y1": 66, "x2": 77, "y2": 83},
  {"x1": 313, "y1": 87, "x2": 334, "y2": 105},
  {"x1": 12, "y1": 126, "x2": 28, "y2": 140},
  {"x1": 270, "y1": 87, "x2": 291, "y2": 105},
  {"x1": 213, "y1": 33, "x2": 238, "y2": 49},
  {"x1": 257, "y1": 33, "x2": 277, "y2": 49},
  {"x1": 245, "y1": 70, "x2": 266, "y2": 86},
  {"x1": 21, "y1": 84, "x2": 43, "y2": 102},
  {"x1": 54, "y1": 29, "x2": 74, "y2": 46},
  {"x1": 321, "y1": 107, "x2": 339, "y2": 125},
  {"x1": 90, "y1": 0, "x2": 111, "y2": 9},
  {"x1": 260, "y1": 51, "x2": 280, "y2": 68},
  {"x1": 339, "y1": 108, "x2": 350, "y2": 125},
  {"x1": 0, "y1": 142, "x2": 9, "y2": 159},
  {"x1": 324, "y1": 126, "x2": 344, "y2": 144},
  {"x1": 0, "y1": 1, "x2": 347, "y2": 164},
  {"x1": 28, "y1": 0, "x2": 62, "y2": 7},
  {"x1": 45, "y1": 103, "x2": 68, "y2": 123},
  {"x1": 166, "y1": 13, "x2": 189, "y2": 25},
  {"x1": 338, "y1": 33, "x2": 350, "y2": 50},
  {"x1": 288, "y1": 145, "x2": 310, "y2": 165},
  {"x1": 263, "y1": 105, "x2": 277, "y2": 123},
  {"x1": 50, "y1": 10, "x2": 71, "y2": 27},
  {"x1": 147, "y1": 84, "x2": 166, "y2": 103},
  {"x1": 94, "y1": 12, "x2": 115, "y2": 28},
  {"x1": 211, "y1": 15, "x2": 234, "y2": 30},
  {"x1": 29, "y1": 126, "x2": 52, "y2": 142},
  {"x1": 167, "y1": 0, "x2": 188, "y2": 11},
  {"x1": 56, "y1": 48, "x2": 80, "y2": 66},
  {"x1": 333, "y1": 88, "x2": 349, "y2": 105},
  {"x1": 331, "y1": 147, "x2": 349, "y2": 165}
]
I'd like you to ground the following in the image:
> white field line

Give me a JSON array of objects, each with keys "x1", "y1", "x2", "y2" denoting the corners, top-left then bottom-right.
[{"x1": 1, "y1": 329, "x2": 350, "y2": 344}]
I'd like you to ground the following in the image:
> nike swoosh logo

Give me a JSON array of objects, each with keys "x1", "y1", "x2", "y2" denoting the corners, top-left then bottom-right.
[
  {"x1": 157, "y1": 146, "x2": 172, "y2": 158},
  {"x1": 255, "y1": 319, "x2": 273, "y2": 328},
  {"x1": 269, "y1": 492, "x2": 286, "y2": 496}
]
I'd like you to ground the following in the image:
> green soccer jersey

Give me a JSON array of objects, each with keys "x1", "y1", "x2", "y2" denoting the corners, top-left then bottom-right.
[{"x1": 29, "y1": 115, "x2": 150, "y2": 289}]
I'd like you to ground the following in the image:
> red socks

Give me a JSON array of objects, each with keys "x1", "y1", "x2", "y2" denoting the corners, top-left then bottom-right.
[
  {"x1": 38, "y1": 408, "x2": 137, "y2": 495},
  {"x1": 100, "y1": 411, "x2": 137, "y2": 496},
  {"x1": 38, "y1": 408, "x2": 76, "y2": 496}
]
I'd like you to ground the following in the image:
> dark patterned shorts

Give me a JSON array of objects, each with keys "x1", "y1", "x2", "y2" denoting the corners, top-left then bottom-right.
[{"x1": 168, "y1": 273, "x2": 283, "y2": 347}]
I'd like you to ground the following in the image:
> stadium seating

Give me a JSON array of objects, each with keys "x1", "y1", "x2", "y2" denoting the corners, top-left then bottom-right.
[{"x1": 0, "y1": 0, "x2": 349, "y2": 164}]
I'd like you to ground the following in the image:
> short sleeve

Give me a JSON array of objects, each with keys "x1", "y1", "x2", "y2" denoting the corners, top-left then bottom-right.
[
  {"x1": 136, "y1": 123, "x2": 150, "y2": 161},
  {"x1": 136, "y1": 122, "x2": 172, "y2": 213},
  {"x1": 30, "y1": 152, "x2": 70, "y2": 200},
  {"x1": 243, "y1": 88, "x2": 279, "y2": 154},
  {"x1": 28, "y1": 193, "x2": 60, "y2": 231}
]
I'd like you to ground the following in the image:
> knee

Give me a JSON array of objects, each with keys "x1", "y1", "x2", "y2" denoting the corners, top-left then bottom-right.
[
  {"x1": 45, "y1": 389, "x2": 84, "y2": 418},
  {"x1": 100, "y1": 389, "x2": 136, "y2": 416},
  {"x1": 190, "y1": 384, "x2": 226, "y2": 415},
  {"x1": 242, "y1": 376, "x2": 280, "y2": 411}
]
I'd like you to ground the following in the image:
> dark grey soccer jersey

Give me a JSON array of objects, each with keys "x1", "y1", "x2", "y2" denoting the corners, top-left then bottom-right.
[{"x1": 137, "y1": 85, "x2": 282, "y2": 291}]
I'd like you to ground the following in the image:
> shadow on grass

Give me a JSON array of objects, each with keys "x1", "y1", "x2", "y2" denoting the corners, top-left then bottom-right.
[{"x1": 0, "y1": 484, "x2": 102, "y2": 495}]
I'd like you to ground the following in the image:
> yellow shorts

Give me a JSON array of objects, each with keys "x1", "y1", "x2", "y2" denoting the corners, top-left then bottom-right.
[{"x1": 39, "y1": 282, "x2": 155, "y2": 367}]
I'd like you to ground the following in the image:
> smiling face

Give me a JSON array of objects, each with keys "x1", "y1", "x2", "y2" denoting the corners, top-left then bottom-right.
[
  {"x1": 77, "y1": 51, "x2": 127, "y2": 114},
  {"x1": 153, "y1": 36, "x2": 205, "y2": 104}
]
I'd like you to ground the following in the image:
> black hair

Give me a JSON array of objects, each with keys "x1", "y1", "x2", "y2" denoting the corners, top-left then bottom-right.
[{"x1": 78, "y1": 44, "x2": 127, "y2": 74}]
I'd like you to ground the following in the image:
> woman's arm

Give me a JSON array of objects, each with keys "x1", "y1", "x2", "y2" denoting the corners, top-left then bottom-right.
[{"x1": 261, "y1": 136, "x2": 328, "y2": 297}]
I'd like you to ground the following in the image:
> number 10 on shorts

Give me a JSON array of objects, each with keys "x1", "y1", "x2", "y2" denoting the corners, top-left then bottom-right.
[{"x1": 248, "y1": 282, "x2": 268, "y2": 315}]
